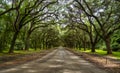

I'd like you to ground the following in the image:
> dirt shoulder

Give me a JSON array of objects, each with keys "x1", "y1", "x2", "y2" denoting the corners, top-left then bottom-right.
[
  {"x1": 67, "y1": 49, "x2": 120, "y2": 73},
  {"x1": 0, "y1": 49, "x2": 54, "y2": 70}
]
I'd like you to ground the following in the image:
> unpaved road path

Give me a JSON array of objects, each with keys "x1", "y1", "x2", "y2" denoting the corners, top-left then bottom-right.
[{"x1": 0, "y1": 47, "x2": 108, "y2": 73}]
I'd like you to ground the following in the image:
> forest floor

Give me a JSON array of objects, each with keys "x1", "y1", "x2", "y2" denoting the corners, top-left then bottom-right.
[
  {"x1": 0, "y1": 47, "x2": 108, "y2": 73},
  {"x1": 67, "y1": 49, "x2": 120, "y2": 73}
]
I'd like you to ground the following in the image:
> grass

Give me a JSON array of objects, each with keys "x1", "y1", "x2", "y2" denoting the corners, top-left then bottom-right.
[
  {"x1": 112, "y1": 52, "x2": 120, "y2": 59},
  {"x1": 14, "y1": 48, "x2": 42, "y2": 54},
  {"x1": 0, "y1": 48, "x2": 44, "y2": 57},
  {"x1": 75, "y1": 48, "x2": 120, "y2": 59}
]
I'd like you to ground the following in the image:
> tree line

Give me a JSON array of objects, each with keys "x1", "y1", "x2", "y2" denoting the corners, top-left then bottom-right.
[
  {"x1": 0, "y1": 0, "x2": 60, "y2": 53},
  {"x1": 0, "y1": 0, "x2": 120, "y2": 55},
  {"x1": 62, "y1": 0, "x2": 120, "y2": 54}
]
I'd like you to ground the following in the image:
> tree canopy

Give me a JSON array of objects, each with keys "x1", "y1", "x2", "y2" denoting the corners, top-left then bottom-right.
[{"x1": 0, "y1": 0, "x2": 120, "y2": 54}]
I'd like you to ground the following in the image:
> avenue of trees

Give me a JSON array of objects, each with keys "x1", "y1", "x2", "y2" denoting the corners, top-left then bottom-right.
[
  {"x1": 62, "y1": 0, "x2": 120, "y2": 54},
  {"x1": 0, "y1": 0, "x2": 59, "y2": 53},
  {"x1": 0, "y1": 0, "x2": 120, "y2": 55}
]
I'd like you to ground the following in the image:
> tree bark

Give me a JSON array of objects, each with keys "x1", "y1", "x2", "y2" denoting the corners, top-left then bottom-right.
[
  {"x1": 105, "y1": 36, "x2": 112, "y2": 54},
  {"x1": 83, "y1": 41, "x2": 86, "y2": 51},
  {"x1": 25, "y1": 32, "x2": 31, "y2": 51},
  {"x1": 34, "y1": 41, "x2": 37, "y2": 50},
  {"x1": 91, "y1": 43, "x2": 96, "y2": 52},
  {"x1": 0, "y1": 48, "x2": 2, "y2": 53},
  {"x1": 9, "y1": 31, "x2": 19, "y2": 53}
]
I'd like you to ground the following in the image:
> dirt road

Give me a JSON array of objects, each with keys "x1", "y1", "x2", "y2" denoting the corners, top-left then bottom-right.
[{"x1": 0, "y1": 47, "x2": 108, "y2": 73}]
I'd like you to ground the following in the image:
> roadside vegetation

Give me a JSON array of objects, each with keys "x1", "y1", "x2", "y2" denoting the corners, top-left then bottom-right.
[{"x1": 75, "y1": 48, "x2": 120, "y2": 59}]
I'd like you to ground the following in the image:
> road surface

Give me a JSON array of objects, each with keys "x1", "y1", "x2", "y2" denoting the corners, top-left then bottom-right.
[{"x1": 0, "y1": 47, "x2": 108, "y2": 73}]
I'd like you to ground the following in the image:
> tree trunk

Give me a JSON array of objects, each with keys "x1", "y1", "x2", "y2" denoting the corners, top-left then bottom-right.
[
  {"x1": 91, "y1": 43, "x2": 96, "y2": 52},
  {"x1": 83, "y1": 41, "x2": 86, "y2": 51},
  {"x1": 9, "y1": 31, "x2": 19, "y2": 53},
  {"x1": 105, "y1": 37, "x2": 112, "y2": 54},
  {"x1": 0, "y1": 45, "x2": 3, "y2": 53},
  {"x1": 25, "y1": 32, "x2": 31, "y2": 51},
  {"x1": 34, "y1": 41, "x2": 37, "y2": 50}
]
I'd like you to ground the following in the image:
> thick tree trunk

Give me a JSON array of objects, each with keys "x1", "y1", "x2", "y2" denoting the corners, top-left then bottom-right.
[
  {"x1": 25, "y1": 33, "x2": 30, "y2": 51},
  {"x1": 43, "y1": 40, "x2": 45, "y2": 49},
  {"x1": 0, "y1": 39, "x2": 3, "y2": 53},
  {"x1": 91, "y1": 44, "x2": 96, "y2": 52},
  {"x1": 105, "y1": 37, "x2": 112, "y2": 54},
  {"x1": 9, "y1": 31, "x2": 19, "y2": 53},
  {"x1": 83, "y1": 41, "x2": 86, "y2": 51},
  {"x1": 0, "y1": 46, "x2": 3, "y2": 53},
  {"x1": 34, "y1": 41, "x2": 37, "y2": 50}
]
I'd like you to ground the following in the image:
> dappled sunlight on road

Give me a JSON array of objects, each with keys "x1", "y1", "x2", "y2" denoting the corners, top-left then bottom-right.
[{"x1": 0, "y1": 48, "x2": 108, "y2": 73}]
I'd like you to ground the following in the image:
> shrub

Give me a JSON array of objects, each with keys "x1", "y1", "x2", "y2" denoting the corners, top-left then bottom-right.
[
  {"x1": 111, "y1": 43, "x2": 120, "y2": 51},
  {"x1": 15, "y1": 40, "x2": 24, "y2": 50}
]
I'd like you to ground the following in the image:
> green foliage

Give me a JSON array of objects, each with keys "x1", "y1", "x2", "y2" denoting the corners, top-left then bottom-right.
[
  {"x1": 0, "y1": 0, "x2": 120, "y2": 54},
  {"x1": 111, "y1": 30, "x2": 120, "y2": 51},
  {"x1": 63, "y1": 30, "x2": 78, "y2": 48},
  {"x1": 75, "y1": 49, "x2": 120, "y2": 59},
  {"x1": 14, "y1": 40, "x2": 24, "y2": 50}
]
